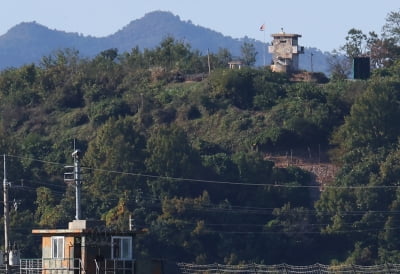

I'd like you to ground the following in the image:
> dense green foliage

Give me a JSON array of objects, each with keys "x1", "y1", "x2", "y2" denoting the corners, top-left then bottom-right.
[{"x1": 0, "y1": 15, "x2": 399, "y2": 266}]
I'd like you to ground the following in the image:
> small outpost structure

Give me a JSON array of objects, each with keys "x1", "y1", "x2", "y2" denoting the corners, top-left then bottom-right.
[
  {"x1": 268, "y1": 31, "x2": 304, "y2": 73},
  {"x1": 25, "y1": 219, "x2": 137, "y2": 273},
  {"x1": 228, "y1": 60, "x2": 244, "y2": 70},
  {"x1": 19, "y1": 149, "x2": 162, "y2": 274}
]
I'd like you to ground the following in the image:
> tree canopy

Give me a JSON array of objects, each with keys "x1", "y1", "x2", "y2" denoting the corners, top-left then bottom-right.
[{"x1": 0, "y1": 9, "x2": 400, "y2": 266}]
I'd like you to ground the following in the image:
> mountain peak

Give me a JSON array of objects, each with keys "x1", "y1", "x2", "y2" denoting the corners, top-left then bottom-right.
[
  {"x1": 5, "y1": 21, "x2": 50, "y2": 36},
  {"x1": 0, "y1": 11, "x2": 329, "y2": 73},
  {"x1": 143, "y1": 10, "x2": 180, "y2": 19},
  {"x1": 116, "y1": 10, "x2": 187, "y2": 37}
]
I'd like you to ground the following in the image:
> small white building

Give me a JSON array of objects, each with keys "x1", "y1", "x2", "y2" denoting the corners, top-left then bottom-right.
[{"x1": 228, "y1": 60, "x2": 244, "y2": 69}]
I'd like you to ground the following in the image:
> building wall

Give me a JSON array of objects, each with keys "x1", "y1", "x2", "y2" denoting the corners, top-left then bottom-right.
[
  {"x1": 42, "y1": 235, "x2": 76, "y2": 271},
  {"x1": 42, "y1": 236, "x2": 51, "y2": 258},
  {"x1": 269, "y1": 34, "x2": 302, "y2": 72},
  {"x1": 292, "y1": 54, "x2": 300, "y2": 71}
]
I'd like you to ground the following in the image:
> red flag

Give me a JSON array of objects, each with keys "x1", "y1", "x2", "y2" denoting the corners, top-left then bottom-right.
[{"x1": 259, "y1": 24, "x2": 265, "y2": 31}]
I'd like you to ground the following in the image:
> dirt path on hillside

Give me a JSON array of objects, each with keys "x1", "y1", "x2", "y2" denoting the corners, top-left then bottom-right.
[{"x1": 265, "y1": 150, "x2": 339, "y2": 187}]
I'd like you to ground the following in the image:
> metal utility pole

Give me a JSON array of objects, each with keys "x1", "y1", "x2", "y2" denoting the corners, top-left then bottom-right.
[
  {"x1": 72, "y1": 150, "x2": 82, "y2": 220},
  {"x1": 3, "y1": 154, "x2": 9, "y2": 272},
  {"x1": 259, "y1": 23, "x2": 266, "y2": 66}
]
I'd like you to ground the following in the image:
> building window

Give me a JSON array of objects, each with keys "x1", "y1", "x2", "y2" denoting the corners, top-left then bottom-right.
[
  {"x1": 111, "y1": 236, "x2": 132, "y2": 260},
  {"x1": 51, "y1": 236, "x2": 64, "y2": 258}
]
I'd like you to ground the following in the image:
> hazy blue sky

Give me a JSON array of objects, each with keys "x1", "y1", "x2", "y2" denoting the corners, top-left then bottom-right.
[{"x1": 1, "y1": 0, "x2": 398, "y2": 52}]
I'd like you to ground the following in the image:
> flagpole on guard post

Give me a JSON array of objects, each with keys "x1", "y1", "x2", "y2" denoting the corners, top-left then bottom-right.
[{"x1": 260, "y1": 23, "x2": 266, "y2": 66}]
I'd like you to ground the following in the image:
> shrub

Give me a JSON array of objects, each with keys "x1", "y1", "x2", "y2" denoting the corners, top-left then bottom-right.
[
  {"x1": 187, "y1": 105, "x2": 202, "y2": 120},
  {"x1": 89, "y1": 99, "x2": 131, "y2": 126}
]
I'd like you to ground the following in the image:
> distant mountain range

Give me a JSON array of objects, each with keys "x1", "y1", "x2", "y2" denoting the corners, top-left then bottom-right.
[{"x1": 0, "y1": 11, "x2": 330, "y2": 73}]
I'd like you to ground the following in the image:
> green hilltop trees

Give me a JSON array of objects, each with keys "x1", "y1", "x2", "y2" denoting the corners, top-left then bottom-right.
[
  {"x1": 316, "y1": 69, "x2": 400, "y2": 264},
  {"x1": 0, "y1": 10, "x2": 399, "y2": 265}
]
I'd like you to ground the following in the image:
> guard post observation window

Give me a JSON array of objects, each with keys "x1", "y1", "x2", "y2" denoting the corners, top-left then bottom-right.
[
  {"x1": 51, "y1": 236, "x2": 64, "y2": 258},
  {"x1": 111, "y1": 236, "x2": 132, "y2": 260}
]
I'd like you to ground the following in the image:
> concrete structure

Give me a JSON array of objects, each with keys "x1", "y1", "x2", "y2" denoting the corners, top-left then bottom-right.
[
  {"x1": 21, "y1": 220, "x2": 136, "y2": 273},
  {"x1": 228, "y1": 60, "x2": 244, "y2": 69},
  {"x1": 268, "y1": 32, "x2": 304, "y2": 73},
  {"x1": 18, "y1": 148, "x2": 163, "y2": 273}
]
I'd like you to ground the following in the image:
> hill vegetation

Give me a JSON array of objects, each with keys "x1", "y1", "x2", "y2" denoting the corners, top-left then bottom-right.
[{"x1": 0, "y1": 9, "x2": 400, "y2": 266}]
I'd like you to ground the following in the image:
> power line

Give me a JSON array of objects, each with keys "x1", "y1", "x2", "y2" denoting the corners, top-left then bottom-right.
[
  {"x1": 5, "y1": 155, "x2": 400, "y2": 237},
  {"x1": 6, "y1": 155, "x2": 400, "y2": 225},
  {"x1": 8, "y1": 185, "x2": 400, "y2": 224},
  {"x1": 158, "y1": 219, "x2": 399, "y2": 229},
  {"x1": 3, "y1": 176, "x2": 400, "y2": 219},
  {"x1": 159, "y1": 224, "x2": 400, "y2": 235},
  {"x1": 7, "y1": 154, "x2": 400, "y2": 190},
  {"x1": 7, "y1": 155, "x2": 65, "y2": 167},
  {"x1": 9, "y1": 179, "x2": 67, "y2": 190}
]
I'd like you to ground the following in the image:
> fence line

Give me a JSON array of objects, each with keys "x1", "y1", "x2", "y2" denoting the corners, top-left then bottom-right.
[{"x1": 177, "y1": 262, "x2": 400, "y2": 273}]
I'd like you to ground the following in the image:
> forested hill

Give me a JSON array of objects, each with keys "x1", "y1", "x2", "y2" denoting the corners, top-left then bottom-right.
[
  {"x1": 0, "y1": 27, "x2": 400, "y2": 266},
  {"x1": 0, "y1": 11, "x2": 329, "y2": 72},
  {"x1": 0, "y1": 7, "x2": 400, "y2": 267}
]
